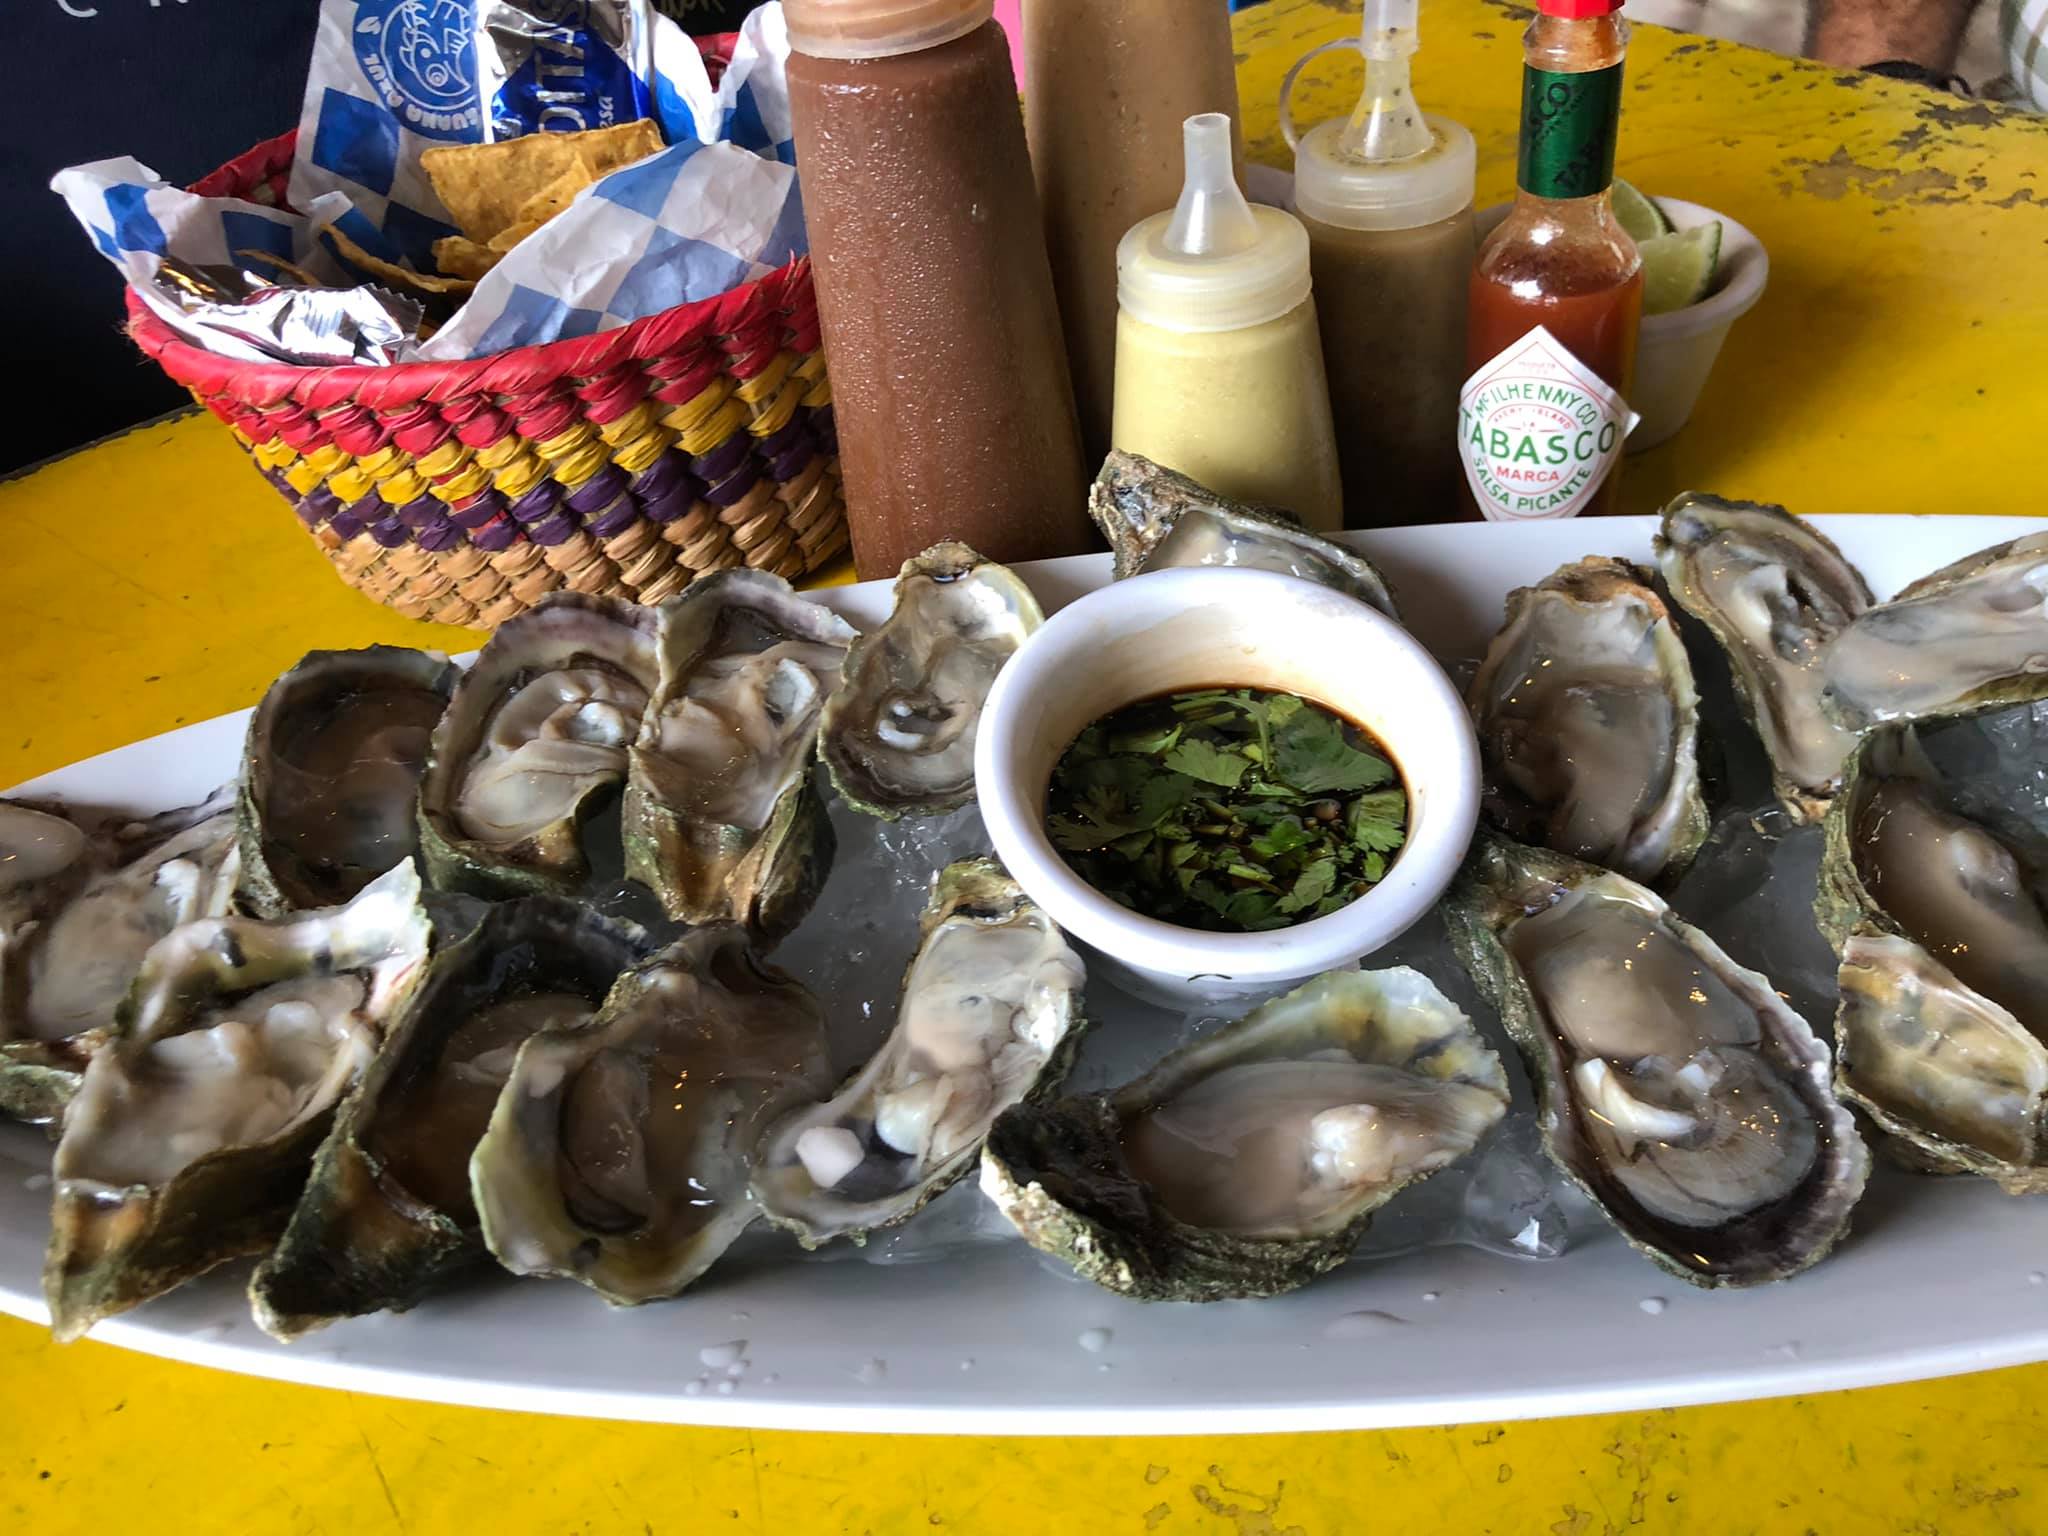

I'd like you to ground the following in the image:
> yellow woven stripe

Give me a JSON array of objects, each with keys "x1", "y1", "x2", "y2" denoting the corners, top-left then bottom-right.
[
  {"x1": 597, "y1": 399, "x2": 665, "y2": 447},
  {"x1": 747, "y1": 377, "x2": 801, "y2": 438},
  {"x1": 663, "y1": 378, "x2": 734, "y2": 436},
  {"x1": 611, "y1": 428, "x2": 670, "y2": 475},
  {"x1": 678, "y1": 398, "x2": 749, "y2": 457},
  {"x1": 413, "y1": 439, "x2": 471, "y2": 479},
  {"x1": 733, "y1": 352, "x2": 795, "y2": 405},
  {"x1": 354, "y1": 445, "x2": 403, "y2": 479},
  {"x1": 303, "y1": 444, "x2": 353, "y2": 479},
  {"x1": 326, "y1": 463, "x2": 379, "y2": 504},
  {"x1": 374, "y1": 466, "x2": 429, "y2": 507},
  {"x1": 549, "y1": 438, "x2": 613, "y2": 489},
  {"x1": 429, "y1": 460, "x2": 494, "y2": 502},
  {"x1": 801, "y1": 375, "x2": 833, "y2": 408},
  {"x1": 282, "y1": 460, "x2": 324, "y2": 495},
  {"x1": 492, "y1": 455, "x2": 548, "y2": 500},
  {"x1": 251, "y1": 438, "x2": 296, "y2": 471}
]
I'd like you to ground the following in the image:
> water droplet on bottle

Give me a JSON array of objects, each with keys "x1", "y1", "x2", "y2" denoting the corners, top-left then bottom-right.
[
  {"x1": 1078, "y1": 1327, "x2": 1113, "y2": 1353},
  {"x1": 1325, "y1": 1310, "x2": 1407, "y2": 1339},
  {"x1": 1639, "y1": 1297, "x2": 1667, "y2": 1316}
]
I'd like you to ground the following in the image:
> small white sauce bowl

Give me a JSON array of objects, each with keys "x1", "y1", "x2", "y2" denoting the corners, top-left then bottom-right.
[{"x1": 974, "y1": 567, "x2": 1480, "y2": 1010}]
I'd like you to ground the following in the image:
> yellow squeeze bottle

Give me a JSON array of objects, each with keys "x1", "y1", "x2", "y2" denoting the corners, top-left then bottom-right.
[{"x1": 1109, "y1": 113, "x2": 1343, "y2": 531}]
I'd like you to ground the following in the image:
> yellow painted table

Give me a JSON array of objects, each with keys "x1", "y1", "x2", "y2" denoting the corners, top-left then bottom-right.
[{"x1": 7, "y1": 3, "x2": 2048, "y2": 1530}]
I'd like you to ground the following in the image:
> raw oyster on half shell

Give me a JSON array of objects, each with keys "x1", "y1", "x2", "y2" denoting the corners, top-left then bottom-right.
[
  {"x1": 238, "y1": 645, "x2": 457, "y2": 915},
  {"x1": 469, "y1": 924, "x2": 832, "y2": 1304},
  {"x1": 819, "y1": 545, "x2": 1042, "y2": 819},
  {"x1": 417, "y1": 594, "x2": 666, "y2": 900},
  {"x1": 1468, "y1": 557, "x2": 1708, "y2": 886},
  {"x1": 1445, "y1": 835, "x2": 1868, "y2": 1287},
  {"x1": 623, "y1": 569, "x2": 855, "y2": 936},
  {"x1": 751, "y1": 858, "x2": 1085, "y2": 1246},
  {"x1": 43, "y1": 861, "x2": 431, "y2": 1340},
  {"x1": 1087, "y1": 452, "x2": 1401, "y2": 621},
  {"x1": 250, "y1": 897, "x2": 647, "y2": 1339},
  {"x1": 1655, "y1": 493, "x2": 1873, "y2": 822},
  {"x1": 1813, "y1": 694, "x2": 2048, "y2": 1190},
  {"x1": 980, "y1": 968, "x2": 1507, "y2": 1301},
  {"x1": 1820, "y1": 532, "x2": 2048, "y2": 733},
  {"x1": 0, "y1": 792, "x2": 240, "y2": 1125}
]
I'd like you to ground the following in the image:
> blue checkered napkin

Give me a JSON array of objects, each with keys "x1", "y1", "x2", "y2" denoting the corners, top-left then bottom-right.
[{"x1": 416, "y1": 137, "x2": 801, "y2": 359}]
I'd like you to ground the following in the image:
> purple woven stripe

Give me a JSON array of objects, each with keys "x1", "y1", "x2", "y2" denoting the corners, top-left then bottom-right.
[
  {"x1": 585, "y1": 497, "x2": 640, "y2": 539},
  {"x1": 447, "y1": 489, "x2": 508, "y2": 530},
  {"x1": 815, "y1": 422, "x2": 839, "y2": 455},
  {"x1": 527, "y1": 511, "x2": 579, "y2": 547},
  {"x1": 703, "y1": 463, "x2": 761, "y2": 508},
  {"x1": 300, "y1": 485, "x2": 342, "y2": 524},
  {"x1": 395, "y1": 493, "x2": 446, "y2": 529},
  {"x1": 756, "y1": 418, "x2": 809, "y2": 460},
  {"x1": 769, "y1": 445, "x2": 814, "y2": 483},
  {"x1": 691, "y1": 434, "x2": 751, "y2": 485},
  {"x1": 416, "y1": 519, "x2": 465, "y2": 553},
  {"x1": 291, "y1": 492, "x2": 325, "y2": 529},
  {"x1": 328, "y1": 509, "x2": 365, "y2": 541},
  {"x1": 565, "y1": 464, "x2": 628, "y2": 516},
  {"x1": 471, "y1": 517, "x2": 518, "y2": 553},
  {"x1": 370, "y1": 515, "x2": 410, "y2": 549},
  {"x1": 632, "y1": 450, "x2": 693, "y2": 504},
  {"x1": 508, "y1": 483, "x2": 560, "y2": 526},
  {"x1": 807, "y1": 403, "x2": 835, "y2": 438},
  {"x1": 641, "y1": 486, "x2": 693, "y2": 525}
]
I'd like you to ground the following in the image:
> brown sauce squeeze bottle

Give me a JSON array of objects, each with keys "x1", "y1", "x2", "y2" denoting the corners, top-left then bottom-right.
[
  {"x1": 784, "y1": 0, "x2": 1092, "y2": 578},
  {"x1": 1023, "y1": 0, "x2": 1241, "y2": 471}
]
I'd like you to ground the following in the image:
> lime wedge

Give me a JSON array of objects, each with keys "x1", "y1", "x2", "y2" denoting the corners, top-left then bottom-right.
[
  {"x1": 1611, "y1": 180, "x2": 1672, "y2": 242},
  {"x1": 1639, "y1": 222, "x2": 1723, "y2": 316}
]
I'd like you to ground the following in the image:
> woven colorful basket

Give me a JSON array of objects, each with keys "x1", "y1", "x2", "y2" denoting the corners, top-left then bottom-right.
[{"x1": 126, "y1": 111, "x2": 844, "y2": 629}]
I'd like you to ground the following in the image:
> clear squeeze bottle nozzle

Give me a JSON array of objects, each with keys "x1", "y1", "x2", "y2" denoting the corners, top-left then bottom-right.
[
  {"x1": 1163, "y1": 113, "x2": 1260, "y2": 258},
  {"x1": 1344, "y1": 0, "x2": 1432, "y2": 163}
]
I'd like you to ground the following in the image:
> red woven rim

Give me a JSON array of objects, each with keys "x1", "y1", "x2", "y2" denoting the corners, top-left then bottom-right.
[{"x1": 122, "y1": 32, "x2": 803, "y2": 414}]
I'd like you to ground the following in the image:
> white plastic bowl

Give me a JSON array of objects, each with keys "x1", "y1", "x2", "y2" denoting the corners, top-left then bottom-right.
[
  {"x1": 1476, "y1": 195, "x2": 1769, "y2": 452},
  {"x1": 973, "y1": 567, "x2": 1480, "y2": 1009}
]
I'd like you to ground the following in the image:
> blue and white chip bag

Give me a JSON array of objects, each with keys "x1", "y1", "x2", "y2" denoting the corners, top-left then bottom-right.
[{"x1": 288, "y1": 0, "x2": 743, "y2": 268}]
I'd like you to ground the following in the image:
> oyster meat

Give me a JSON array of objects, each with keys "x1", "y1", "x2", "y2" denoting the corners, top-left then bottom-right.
[
  {"x1": 1468, "y1": 557, "x2": 1708, "y2": 885},
  {"x1": 1821, "y1": 532, "x2": 2048, "y2": 732},
  {"x1": 820, "y1": 545, "x2": 1042, "y2": 819},
  {"x1": 469, "y1": 924, "x2": 833, "y2": 1303},
  {"x1": 1655, "y1": 493, "x2": 1873, "y2": 821},
  {"x1": 1, "y1": 793, "x2": 240, "y2": 1124},
  {"x1": 1088, "y1": 452, "x2": 1401, "y2": 621},
  {"x1": 1813, "y1": 698, "x2": 2048, "y2": 1189},
  {"x1": 624, "y1": 570, "x2": 855, "y2": 935},
  {"x1": 418, "y1": 594, "x2": 665, "y2": 900},
  {"x1": 980, "y1": 968, "x2": 1507, "y2": 1301},
  {"x1": 238, "y1": 645, "x2": 458, "y2": 915},
  {"x1": 751, "y1": 858, "x2": 1085, "y2": 1246},
  {"x1": 1446, "y1": 835, "x2": 1868, "y2": 1287},
  {"x1": 250, "y1": 897, "x2": 647, "y2": 1339},
  {"x1": 43, "y1": 862, "x2": 431, "y2": 1340}
]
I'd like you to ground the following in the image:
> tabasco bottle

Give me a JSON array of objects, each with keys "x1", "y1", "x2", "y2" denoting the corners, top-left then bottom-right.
[{"x1": 1460, "y1": 0, "x2": 1641, "y2": 521}]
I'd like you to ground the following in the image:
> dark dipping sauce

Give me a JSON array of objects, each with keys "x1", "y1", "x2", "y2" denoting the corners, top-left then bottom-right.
[{"x1": 1044, "y1": 687, "x2": 1409, "y2": 934}]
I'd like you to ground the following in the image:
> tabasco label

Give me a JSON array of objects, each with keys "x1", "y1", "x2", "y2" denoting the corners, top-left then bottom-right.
[{"x1": 1458, "y1": 327, "x2": 1639, "y2": 521}]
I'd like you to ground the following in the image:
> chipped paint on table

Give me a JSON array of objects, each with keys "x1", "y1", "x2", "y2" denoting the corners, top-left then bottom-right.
[{"x1": 4, "y1": 1, "x2": 2048, "y2": 1530}]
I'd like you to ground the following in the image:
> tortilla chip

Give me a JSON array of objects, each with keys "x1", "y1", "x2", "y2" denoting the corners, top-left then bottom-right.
[
  {"x1": 323, "y1": 222, "x2": 478, "y2": 299},
  {"x1": 432, "y1": 235, "x2": 505, "y2": 282},
  {"x1": 421, "y1": 120, "x2": 665, "y2": 243},
  {"x1": 487, "y1": 220, "x2": 543, "y2": 253},
  {"x1": 511, "y1": 165, "x2": 601, "y2": 229}
]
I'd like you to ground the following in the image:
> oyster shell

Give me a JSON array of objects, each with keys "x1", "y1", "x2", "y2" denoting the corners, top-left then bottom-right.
[
  {"x1": 1087, "y1": 452, "x2": 1401, "y2": 621},
  {"x1": 1445, "y1": 835, "x2": 1868, "y2": 1287},
  {"x1": 1468, "y1": 557, "x2": 1708, "y2": 886},
  {"x1": 623, "y1": 570, "x2": 855, "y2": 935},
  {"x1": 1812, "y1": 698, "x2": 2048, "y2": 1189},
  {"x1": 819, "y1": 545, "x2": 1042, "y2": 819},
  {"x1": 417, "y1": 594, "x2": 666, "y2": 900},
  {"x1": 43, "y1": 861, "x2": 431, "y2": 1340},
  {"x1": 469, "y1": 924, "x2": 832, "y2": 1304},
  {"x1": 1, "y1": 793, "x2": 240, "y2": 1125},
  {"x1": 751, "y1": 858, "x2": 1086, "y2": 1246},
  {"x1": 1821, "y1": 532, "x2": 2048, "y2": 733},
  {"x1": 1654, "y1": 493, "x2": 1873, "y2": 822},
  {"x1": 250, "y1": 897, "x2": 647, "y2": 1339},
  {"x1": 979, "y1": 968, "x2": 1507, "y2": 1301},
  {"x1": 238, "y1": 645, "x2": 458, "y2": 915}
]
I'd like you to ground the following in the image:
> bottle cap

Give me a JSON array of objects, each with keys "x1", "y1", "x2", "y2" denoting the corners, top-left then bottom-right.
[
  {"x1": 1118, "y1": 114, "x2": 1313, "y2": 335},
  {"x1": 783, "y1": 0, "x2": 991, "y2": 60},
  {"x1": 1283, "y1": 0, "x2": 1476, "y2": 232},
  {"x1": 1534, "y1": 0, "x2": 1626, "y2": 16}
]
